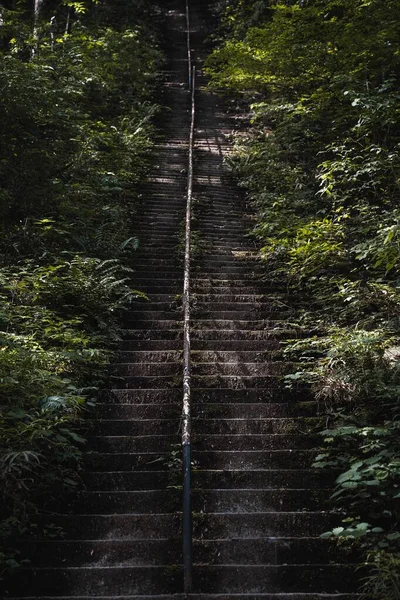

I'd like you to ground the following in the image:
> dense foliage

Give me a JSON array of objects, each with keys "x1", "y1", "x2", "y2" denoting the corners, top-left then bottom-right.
[
  {"x1": 0, "y1": 0, "x2": 162, "y2": 578},
  {"x1": 206, "y1": 1, "x2": 400, "y2": 597}
]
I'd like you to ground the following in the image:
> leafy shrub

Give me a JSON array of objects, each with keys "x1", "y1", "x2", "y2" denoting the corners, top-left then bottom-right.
[
  {"x1": 0, "y1": 0, "x2": 162, "y2": 580},
  {"x1": 207, "y1": 0, "x2": 400, "y2": 595}
]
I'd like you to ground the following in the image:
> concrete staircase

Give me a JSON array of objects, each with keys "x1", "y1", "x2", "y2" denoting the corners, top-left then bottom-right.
[
  {"x1": 5, "y1": 1, "x2": 360, "y2": 599},
  {"x1": 187, "y1": 1, "x2": 360, "y2": 598}
]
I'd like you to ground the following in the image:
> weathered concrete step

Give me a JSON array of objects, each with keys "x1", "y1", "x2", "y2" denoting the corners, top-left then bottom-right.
[
  {"x1": 7, "y1": 566, "x2": 182, "y2": 596},
  {"x1": 130, "y1": 293, "x2": 181, "y2": 302},
  {"x1": 23, "y1": 539, "x2": 182, "y2": 567},
  {"x1": 193, "y1": 303, "x2": 289, "y2": 313},
  {"x1": 119, "y1": 339, "x2": 183, "y2": 350},
  {"x1": 94, "y1": 404, "x2": 180, "y2": 419},
  {"x1": 102, "y1": 386, "x2": 311, "y2": 405},
  {"x1": 34, "y1": 514, "x2": 180, "y2": 540},
  {"x1": 99, "y1": 389, "x2": 181, "y2": 404},
  {"x1": 134, "y1": 266, "x2": 182, "y2": 273},
  {"x1": 125, "y1": 314, "x2": 182, "y2": 325},
  {"x1": 67, "y1": 490, "x2": 180, "y2": 513},
  {"x1": 8, "y1": 595, "x2": 361, "y2": 600},
  {"x1": 82, "y1": 471, "x2": 181, "y2": 491},
  {"x1": 191, "y1": 376, "x2": 291, "y2": 389},
  {"x1": 193, "y1": 538, "x2": 358, "y2": 566},
  {"x1": 112, "y1": 362, "x2": 299, "y2": 379},
  {"x1": 128, "y1": 302, "x2": 181, "y2": 312},
  {"x1": 87, "y1": 435, "x2": 177, "y2": 453},
  {"x1": 84, "y1": 452, "x2": 175, "y2": 471},
  {"x1": 192, "y1": 266, "x2": 262, "y2": 275},
  {"x1": 127, "y1": 283, "x2": 183, "y2": 293},
  {"x1": 192, "y1": 320, "x2": 291, "y2": 331},
  {"x1": 190, "y1": 329, "x2": 304, "y2": 341},
  {"x1": 121, "y1": 329, "x2": 183, "y2": 341},
  {"x1": 112, "y1": 363, "x2": 181, "y2": 377},
  {"x1": 191, "y1": 286, "x2": 287, "y2": 295},
  {"x1": 122, "y1": 321, "x2": 182, "y2": 331},
  {"x1": 117, "y1": 351, "x2": 182, "y2": 362},
  {"x1": 191, "y1": 565, "x2": 356, "y2": 594},
  {"x1": 191, "y1": 294, "x2": 287, "y2": 303},
  {"x1": 191, "y1": 434, "x2": 316, "y2": 450},
  {"x1": 100, "y1": 402, "x2": 316, "y2": 420},
  {"x1": 186, "y1": 596, "x2": 360, "y2": 600},
  {"x1": 192, "y1": 273, "x2": 265, "y2": 282},
  {"x1": 89, "y1": 419, "x2": 180, "y2": 436},
  {"x1": 133, "y1": 260, "x2": 179, "y2": 268},
  {"x1": 193, "y1": 311, "x2": 292, "y2": 321},
  {"x1": 191, "y1": 488, "x2": 322, "y2": 512},
  {"x1": 193, "y1": 449, "x2": 317, "y2": 469},
  {"x1": 192, "y1": 362, "x2": 300, "y2": 377},
  {"x1": 111, "y1": 375, "x2": 182, "y2": 389},
  {"x1": 192, "y1": 512, "x2": 331, "y2": 539},
  {"x1": 192, "y1": 417, "x2": 319, "y2": 435},
  {"x1": 192, "y1": 258, "x2": 258, "y2": 267},
  {"x1": 191, "y1": 339, "x2": 282, "y2": 350},
  {"x1": 191, "y1": 470, "x2": 326, "y2": 489}
]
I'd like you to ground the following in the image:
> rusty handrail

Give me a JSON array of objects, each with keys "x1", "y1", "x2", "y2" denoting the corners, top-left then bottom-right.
[
  {"x1": 182, "y1": 63, "x2": 195, "y2": 596},
  {"x1": 185, "y1": 0, "x2": 192, "y2": 89}
]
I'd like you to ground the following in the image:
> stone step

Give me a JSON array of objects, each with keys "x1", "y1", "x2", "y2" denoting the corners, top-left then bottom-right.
[
  {"x1": 81, "y1": 469, "x2": 325, "y2": 491},
  {"x1": 121, "y1": 329, "x2": 183, "y2": 340},
  {"x1": 192, "y1": 417, "x2": 319, "y2": 435},
  {"x1": 87, "y1": 435, "x2": 177, "y2": 453},
  {"x1": 65, "y1": 490, "x2": 180, "y2": 513},
  {"x1": 191, "y1": 434, "x2": 316, "y2": 450},
  {"x1": 190, "y1": 328, "x2": 305, "y2": 341},
  {"x1": 192, "y1": 538, "x2": 358, "y2": 566},
  {"x1": 98, "y1": 402, "x2": 317, "y2": 419},
  {"x1": 110, "y1": 375, "x2": 181, "y2": 389},
  {"x1": 191, "y1": 565, "x2": 357, "y2": 594},
  {"x1": 191, "y1": 286, "x2": 288, "y2": 295},
  {"x1": 191, "y1": 294, "x2": 289, "y2": 303},
  {"x1": 117, "y1": 351, "x2": 182, "y2": 362},
  {"x1": 82, "y1": 471, "x2": 180, "y2": 491},
  {"x1": 191, "y1": 376, "x2": 290, "y2": 389},
  {"x1": 119, "y1": 339, "x2": 183, "y2": 350},
  {"x1": 34, "y1": 514, "x2": 180, "y2": 540},
  {"x1": 122, "y1": 321, "x2": 182, "y2": 331},
  {"x1": 7, "y1": 566, "x2": 182, "y2": 596},
  {"x1": 191, "y1": 470, "x2": 326, "y2": 490},
  {"x1": 94, "y1": 404, "x2": 180, "y2": 420},
  {"x1": 101, "y1": 386, "x2": 311, "y2": 404},
  {"x1": 191, "y1": 339, "x2": 283, "y2": 350},
  {"x1": 8, "y1": 595, "x2": 362, "y2": 600},
  {"x1": 99, "y1": 389, "x2": 181, "y2": 404},
  {"x1": 125, "y1": 313, "x2": 182, "y2": 324},
  {"x1": 192, "y1": 449, "x2": 317, "y2": 469},
  {"x1": 111, "y1": 363, "x2": 181, "y2": 377},
  {"x1": 129, "y1": 303, "x2": 181, "y2": 312},
  {"x1": 84, "y1": 452, "x2": 175, "y2": 471},
  {"x1": 191, "y1": 488, "x2": 323, "y2": 512},
  {"x1": 89, "y1": 419, "x2": 180, "y2": 436},
  {"x1": 191, "y1": 362, "x2": 299, "y2": 377},
  {"x1": 192, "y1": 320, "x2": 292, "y2": 330},
  {"x1": 192, "y1": 311, "x2": 291, "y2": 321},
  {"x1": 22, "y1": 539, "x2": 182, "y2": 568}
]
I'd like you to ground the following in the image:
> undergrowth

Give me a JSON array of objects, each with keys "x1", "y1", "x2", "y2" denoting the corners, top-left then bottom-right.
[
  {"x1": 0, "y1": 0, "x2": 162, "y2": 580},
  {"x1": 206, "y1": 0, "x2": 400, "y2": 597}
]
